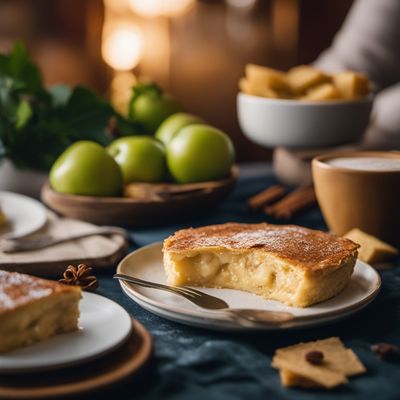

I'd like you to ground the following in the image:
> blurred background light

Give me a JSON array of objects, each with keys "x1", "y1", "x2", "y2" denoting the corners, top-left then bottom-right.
[
  {"x1": 103, "y1": 0, "x2": 131, "y2": 13},
  {"x1": 225, "y1": 0, "x2": 257, "y2": 10},
  {"x1": 110, "y1": 71, "x2": 137, "y2": 114},
  {"x1": 1, "y1": 0, "x2": 353, "y2": 162},
  {"x1": 102, "y1": 24, "x2": 143, "y2": 71},
  {"x1": 129, "y1": 0, "x2": 195, "y2": 18},
  {"x1": 225, "y1": 0, "x2": 258, "y2": 49}
]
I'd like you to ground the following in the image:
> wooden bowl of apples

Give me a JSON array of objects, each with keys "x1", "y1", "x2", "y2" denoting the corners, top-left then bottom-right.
[
  {"x1": 42, "y1": 128, "x2": 237, "y2": 227},
  {"x1": 41, "y1": 167, "x2": 238, "y2": 227}
]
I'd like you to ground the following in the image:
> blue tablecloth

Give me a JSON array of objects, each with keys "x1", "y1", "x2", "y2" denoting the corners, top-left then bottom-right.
[{"x1": 95, "y1": 163, "x2": 400, "y2": 400}]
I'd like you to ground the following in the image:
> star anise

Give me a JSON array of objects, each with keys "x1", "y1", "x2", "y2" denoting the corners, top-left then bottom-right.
[{"x1": 59, "y1": 264, "x2": 99, "y2": 291}]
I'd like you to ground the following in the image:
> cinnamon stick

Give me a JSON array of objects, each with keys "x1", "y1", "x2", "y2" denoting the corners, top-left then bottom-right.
[
  {"x1": 272, "y1": 194, "x2": 316, "y2": 219},
  {"x1": 247, "y1": 185, "x2": 287, "y2": 211},
  {"x1": 265, "y1": 186, "x2": 317, "y2": 219},
  {"x1": 266, "y1": 186, "x2": 315, "y2": 211}
]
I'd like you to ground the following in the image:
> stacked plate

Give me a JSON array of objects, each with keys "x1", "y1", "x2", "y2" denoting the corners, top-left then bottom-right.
[
  {"x1": 118, "y1": 242, "x2": 381, "y2": 331},
  {"x1": 0, "y1": 192, "x2": 152, "y2": 398},
  {"x1": 0, "y1": 293, "x2": 132, "y2": 374},
  {"x1": 0, "y1": 292, "x2": 152, "y2": 399}
]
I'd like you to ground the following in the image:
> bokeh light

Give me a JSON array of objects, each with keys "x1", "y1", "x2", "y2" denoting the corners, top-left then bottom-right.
[
  {"x1": 111, "y1": 71, "x2": 137, "y2": 114},
  {"x1": 226, "y1": 0, "x2": 257, "y2": 9},
  {"x1": 129, "y1": 0, "x2": 195, "y2": 18},
  {"x1": 102, "y1": 24, "x2": 144, "y2": 71},
  {"x1": 103, "y1": 0, "x2": 131, "y2": 13}
]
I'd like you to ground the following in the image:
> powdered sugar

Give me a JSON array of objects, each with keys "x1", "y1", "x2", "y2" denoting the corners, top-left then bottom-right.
[
  {"x1": 164, "y1": 223, "x2": 359, "y2": 270},
  {"x1": 0, "y1": 271, "x2": 60, "y2": 313}
]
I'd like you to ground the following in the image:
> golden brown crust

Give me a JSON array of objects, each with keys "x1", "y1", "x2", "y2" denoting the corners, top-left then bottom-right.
[
  {"x1": 0, "y1": 271, "x2": 81, "y2": 314},
  {"x1": 163, "y1": 222, "x2": 359, "y2": 271}
]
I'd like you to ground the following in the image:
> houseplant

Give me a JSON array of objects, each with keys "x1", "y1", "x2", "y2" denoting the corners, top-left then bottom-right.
[{"x1": 0, "y1": 42, "x2": 141, "y2": 197}]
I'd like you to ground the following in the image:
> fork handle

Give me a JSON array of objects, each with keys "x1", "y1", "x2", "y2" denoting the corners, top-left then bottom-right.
[
  {"x1": 2, "y1": 227, "x2": 129, "y2": 253},
  {"x1": 113, "y1": 274, "x2": 294, "y2": 325}
]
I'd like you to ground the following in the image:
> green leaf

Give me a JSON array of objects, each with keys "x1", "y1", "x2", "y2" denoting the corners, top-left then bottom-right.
[
  {"x1": 9, "y1": 118, "x2": 72, "y2": 171},
  {"x1": 0, "y1": 77, "x2": 18, "y2": 121},
  {"x1": 57, "y1": 86, "x2": 114, "y2": 145},
  {"x1": 0, "y1": 42, "x2": 43, "y2": 92},
  {"x1": 15, "y1": 100, "x2": 32, "y2": 129},
  {"x1": 111, "y1": 113, "x2": 147, "y2": 137},
  {"x1": 0, "y1": 114, "x2": 13, "y2": 149},
  {"x1": 0, "y1": 42, "x2": 145, "y2": 171},
  {"x1": 48, "y1": 84, "x2": 72, "y2": 108}
]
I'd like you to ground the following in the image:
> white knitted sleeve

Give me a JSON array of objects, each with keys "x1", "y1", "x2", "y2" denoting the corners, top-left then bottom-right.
[{"x1": 314, "y1": 0, "x2": 400, "y2": 91}]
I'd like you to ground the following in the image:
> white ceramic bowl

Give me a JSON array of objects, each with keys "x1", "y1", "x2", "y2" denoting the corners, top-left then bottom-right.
[{"x1": 237, "y1": 93, "x2": 373, "y2": 148}]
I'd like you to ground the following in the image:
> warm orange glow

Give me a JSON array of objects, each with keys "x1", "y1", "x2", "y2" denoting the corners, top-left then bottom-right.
[
  {"x1": 226, "y1": 0, "x2": 257, "y2": 8},
  {"x1": 111, "y1": 71, "x2": 137, "y2": 114},
  {"x1": 102, "y1": 24, "x2": 144, "y2": 71},
  {"x1": 103, "y1": 0, "x2": 131, "y2": 12},
  {"x1": 129, "y1": 0, "x2": 195, "y2": 18}
]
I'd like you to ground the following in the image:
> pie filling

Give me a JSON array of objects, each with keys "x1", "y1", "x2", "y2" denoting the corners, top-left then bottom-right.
[{"x1": 164, "y1": 249, "x2": 355, "y2": 307}]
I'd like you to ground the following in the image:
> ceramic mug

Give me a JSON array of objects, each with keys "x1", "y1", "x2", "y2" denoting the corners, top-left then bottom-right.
[{"x1": 312, "y1": 151, "x2": 400, "y2": 245}]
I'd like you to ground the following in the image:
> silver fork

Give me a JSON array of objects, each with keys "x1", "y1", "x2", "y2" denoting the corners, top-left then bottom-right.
[{"x1": 114, "y1": 273, "x2": 295, "y2": 326}]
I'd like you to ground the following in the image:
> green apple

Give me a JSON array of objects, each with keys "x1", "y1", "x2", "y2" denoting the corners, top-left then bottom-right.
[
  {"x1": 108, "y1": 136, "x2": 166, "y2": 184},
  {"x1": 155, "y1": 113, "x2": 204, "y2": 144},
  {"x1": 128, "y1": 83, "x2": 182, "y2": 134},
  {"x1": 50, "y1": 141, "x2": 122, "y2": 196},
  {"x1": 166, "y1": 124, "x2": 235, "y2": 183}
]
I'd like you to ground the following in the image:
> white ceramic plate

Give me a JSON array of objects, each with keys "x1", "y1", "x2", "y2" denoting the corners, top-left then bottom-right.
[
  {"x1": 0, "y1": 292, "x2": 132, "y2": 373},
  {"x1": 0, "y1": 191, "x2": 47, "y2": 239},
  {"x1": 117, "y1": 242, "x2": 381, "y2": 331}
]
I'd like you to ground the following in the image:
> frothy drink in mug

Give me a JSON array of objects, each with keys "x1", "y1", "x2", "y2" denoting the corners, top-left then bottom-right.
[
  {"x1": 327, "y1": 156, "x2": 400, "y2": 171},
  {"x1": 312, "y1": 151, "x2": 400, "y2": 244}
]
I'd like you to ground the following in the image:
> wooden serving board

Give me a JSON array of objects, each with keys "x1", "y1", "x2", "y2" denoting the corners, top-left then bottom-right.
[
  {"x1": 41, "y1": 167, "x2": 238, "y2": 227},
  {"x1": 0, "y1": 212, "x2": 128, "y2": 277},
  {"x1": 0, "y1": 319, "x2": 152, "y2": 399}
]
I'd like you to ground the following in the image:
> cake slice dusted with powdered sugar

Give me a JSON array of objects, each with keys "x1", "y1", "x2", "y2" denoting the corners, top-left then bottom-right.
[
  {"x1": 0, "y1": 271, "x2": 81, "y2": 353},
  {"x1": 163, "y1": 223, "x2": 359, "y2": 307}
]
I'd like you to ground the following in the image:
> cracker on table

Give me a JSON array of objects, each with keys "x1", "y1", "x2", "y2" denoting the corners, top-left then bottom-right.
[
  {"x1": 272, "y1": 337, "x2": 366, "y2": 389},
  {"x1": 344, "y1": 228, "x2": 398, "y2": 264}
]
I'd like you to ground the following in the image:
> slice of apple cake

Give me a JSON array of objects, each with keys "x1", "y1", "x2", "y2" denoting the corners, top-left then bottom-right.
[
  {"x1": 0, "y1": 271, "x2": 81, "y2": 353},
  {"x1": 163, "y1": 223, "x2": 359, "y2": 307}
]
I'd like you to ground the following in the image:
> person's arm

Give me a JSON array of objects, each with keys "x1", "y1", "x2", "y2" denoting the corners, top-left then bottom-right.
[
  {"x1": 315, "y1": 0, "x2": 400, "y2": 91},
  {"x1": 362, "y1": 83, "x2": 400, "y2": 148}
]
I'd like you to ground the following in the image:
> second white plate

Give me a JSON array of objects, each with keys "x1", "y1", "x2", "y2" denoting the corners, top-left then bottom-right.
[
  {"x1": 0, "y1": 191, "x2": 47, "y2": 239},
  {"x1": 117, "y1": 242, "x2": 381, "y2": 331}
]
